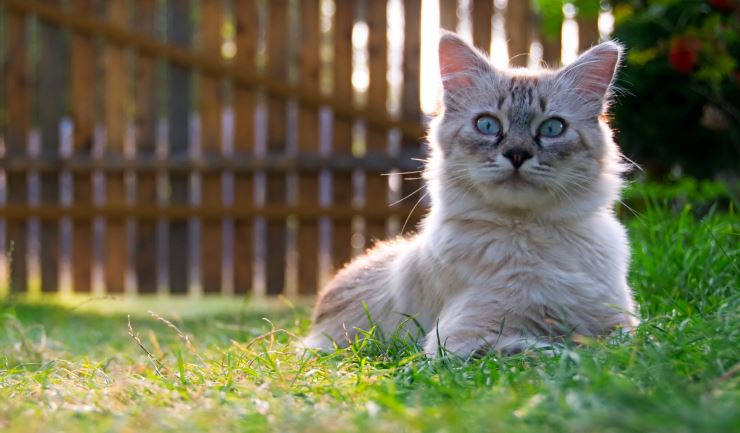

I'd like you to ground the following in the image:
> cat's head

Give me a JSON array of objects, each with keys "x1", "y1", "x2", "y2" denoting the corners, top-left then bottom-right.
[{"x1": 428, "y1": 32, "x2": 626, "y2": 218}]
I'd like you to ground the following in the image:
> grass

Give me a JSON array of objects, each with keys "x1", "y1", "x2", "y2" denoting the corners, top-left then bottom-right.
[{"x1": 0, "y1": 189, "x2": 738, "y2": 432}]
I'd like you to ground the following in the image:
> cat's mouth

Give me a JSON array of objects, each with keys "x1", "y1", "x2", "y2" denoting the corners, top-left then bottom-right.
[{"x1": 501, "y1": 171, "x2": 536, "y2": 188}]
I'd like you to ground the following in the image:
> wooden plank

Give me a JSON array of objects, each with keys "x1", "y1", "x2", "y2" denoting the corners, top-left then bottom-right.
[
  {"x1": 103, "y1": 0, "x2": 129, "y2": 294},
  {"x1": 577, "y1": 14, "x2": 600, "y2": 51},
  {"x1": 439, "y1": 0, "x2": 457, "y2": 32},
  {"x1": 0, "y1": 151, "x2": 426, "y2": 173},
  {"x1": 232, "y1": 0, "x2": 258, "y2": 296},
  {"x1": 69, "y1": 0, "x2": 95, "y2": 293},
  {"x1": 400, "y1": 0, "x2": 423, "y2": 234},
  {"x1": 296, "y1": 0, "x2": 320, "y2": 295},
  {"x1": 505, "y1": 0, "x2": 532, "y2": 67},
  {"x1": 265, "y1": 0, "x2": 289, "y2": 295},
  {"x1": 200, "y1": 0, "x2": 223, "y2": 295},
  {"x1": 364, "y1": 0, "x2": 388, "y2": 247},
  {"x1": 134, "y1": 0, "x2": 158, "y2": 294},
  {"x1": 37, "y1": 0, "x2": 68, "y2": 294},
  {"x1": 0, "y1": 5, "x2": 6, "y2": 297},
  {"x1": 70, "y1": 179, "x2": 92, "y2": 294},
  {"x1": 3, "y1": 10, "x2": 29, "y2": 293},
  {"x1": 0, "y1": 204, "x2": 421, "y2": 221},
  {"x1": 167, "y1": 0, "x2": 192, "y2": 295},
  {"x1": 541, "y1": 36, "x2": 561, "y2": 67},
  {"x1": 472, "y1": 0, "x2": 492, "y2": 53},
  {"x1": 330, "y1": 0, "x2": 355, "y2": 272}
]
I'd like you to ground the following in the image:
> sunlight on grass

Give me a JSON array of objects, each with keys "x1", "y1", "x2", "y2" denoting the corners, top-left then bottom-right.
[{"x1": 0, "y1": 191, "x2": 737, "y2": 433}]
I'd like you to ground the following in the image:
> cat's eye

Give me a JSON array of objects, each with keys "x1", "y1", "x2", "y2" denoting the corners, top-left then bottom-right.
[
  {"x1": 475, "y1": 115, "x2": 501, "y2": 136},
  {"x1": 538, "y1": 118, "x2": 565, "y2": 138}
]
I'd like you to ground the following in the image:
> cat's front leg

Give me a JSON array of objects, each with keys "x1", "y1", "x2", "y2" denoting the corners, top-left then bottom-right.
[
  {"x1": 423, "y1": 325, "x2": 559, "y2": 358},
  {"x1": 422, "y1": 295, "x2": 559, "y2": 358},
  {"x1": 303, "y1": 251, "x2": 401, "y2": 351}
]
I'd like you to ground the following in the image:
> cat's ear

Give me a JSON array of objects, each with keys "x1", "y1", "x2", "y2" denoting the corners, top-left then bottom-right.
[
  {"x1": 439, "y1": 31, "x2": 492, "y2": 94},
  {"x1": 556, "y1": 41, "x2": 623, "y2": 107}
]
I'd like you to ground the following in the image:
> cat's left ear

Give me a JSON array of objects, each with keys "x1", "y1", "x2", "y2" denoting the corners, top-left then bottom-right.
[
  {"x1": 438, "y1": 31, "x2": 493, "y2": 94},
  {"x1": 556, "y1": 41, "x2": 623, "y2": 108}
]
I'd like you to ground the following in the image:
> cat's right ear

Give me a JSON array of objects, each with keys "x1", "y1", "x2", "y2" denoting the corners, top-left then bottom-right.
[{"x1": 439, "y1": 32, "x2": 492, "y2": 94}]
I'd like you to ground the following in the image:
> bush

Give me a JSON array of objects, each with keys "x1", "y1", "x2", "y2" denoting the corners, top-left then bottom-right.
[{"x1": 610, "y1": 0, "x2": 740, "y2": 178}]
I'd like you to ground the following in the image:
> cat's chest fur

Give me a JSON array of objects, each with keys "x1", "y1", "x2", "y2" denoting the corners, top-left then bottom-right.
[{"x1": 419, "y1": 213, "x2": 624, "y2": 316}]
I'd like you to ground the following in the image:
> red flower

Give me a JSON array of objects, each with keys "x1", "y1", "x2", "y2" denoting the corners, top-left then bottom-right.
[
  {"x1": 669, "y1": 38, "x2": 699, "y2": 74},
  {"x1": 708, "y1": 0, "x2": 735, "y2": 11}
]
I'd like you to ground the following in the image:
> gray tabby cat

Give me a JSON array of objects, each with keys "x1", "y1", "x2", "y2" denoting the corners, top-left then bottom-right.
[{"x1": 304, "y1": 32, "x2": 639, "y2": 356}]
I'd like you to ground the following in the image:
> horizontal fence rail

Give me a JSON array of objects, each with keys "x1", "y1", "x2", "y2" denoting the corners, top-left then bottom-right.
[
  {"x1": 0, "y1": 205, "x2": 419, "y2": 221},
  {"x1": 0, "y1": 0, "x2": 603, "y2": 298},
  {"x1": 0, "y1": 152, "x2": 427, "y2": 173}
]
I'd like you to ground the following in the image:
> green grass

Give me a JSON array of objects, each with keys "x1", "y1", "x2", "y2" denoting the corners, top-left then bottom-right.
[{"x1": 1, "y1": 191, "x2": 738, "y2": 432}]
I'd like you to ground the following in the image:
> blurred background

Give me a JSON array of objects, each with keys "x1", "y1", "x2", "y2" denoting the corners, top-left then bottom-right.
[{"x1": 0, "y1": 0, "x2": 737, "y2": 299}]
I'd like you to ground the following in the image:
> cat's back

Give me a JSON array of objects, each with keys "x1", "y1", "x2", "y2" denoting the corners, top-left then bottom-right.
[
  {"x1": 307, "y1": 235, "x2": 422, "y2": 347},
  {"x1": 320, "y1": 235, "x2": 416, "y2": 300}
]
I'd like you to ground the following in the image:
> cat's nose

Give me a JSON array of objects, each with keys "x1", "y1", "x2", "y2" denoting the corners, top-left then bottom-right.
[{"x1": 503, "y1": 148, "x2": 533, "y2": 169}]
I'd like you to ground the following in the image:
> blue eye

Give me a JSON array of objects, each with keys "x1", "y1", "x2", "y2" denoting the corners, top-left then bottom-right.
[
  {"x1": 538, "y1": 118, "x2": 565, "y2": 137},
  {"x1": 475, "y1": 115, "x2": 501, "y2": 135}
]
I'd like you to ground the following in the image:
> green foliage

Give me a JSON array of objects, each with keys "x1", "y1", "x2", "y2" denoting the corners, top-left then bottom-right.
[
  {"x1": 533, "y1": 1, "x2": 601, "y2": 40},
  {"x1": 534, "y1": 0, "x2": 567, "y2": 40},
  {"x1": 611, "y1": 0, "x2": 740, "y2": 178},
  {"x1": 0, "y1": 186, "x2": 737, "y2": 432}
]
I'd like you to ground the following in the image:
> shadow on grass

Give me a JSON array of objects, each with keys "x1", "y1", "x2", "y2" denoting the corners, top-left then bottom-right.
[{"x1": 0, "y1": 297, "x2": 310, "y2": 358}]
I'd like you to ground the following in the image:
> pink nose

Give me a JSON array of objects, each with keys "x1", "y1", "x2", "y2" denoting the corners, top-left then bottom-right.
[{"x1": 503, "y1": 148, "x2": 533, "y2": 169}]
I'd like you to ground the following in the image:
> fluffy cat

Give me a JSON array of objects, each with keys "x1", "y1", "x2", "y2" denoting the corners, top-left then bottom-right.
[{"x1": 304, "y1": 32, "x2": 639, "y2": 357}]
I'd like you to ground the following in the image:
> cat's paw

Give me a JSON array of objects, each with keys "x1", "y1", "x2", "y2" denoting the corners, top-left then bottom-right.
[
  {"x1": 423, "y1": 335, "x2": 496, "y2": 358},
  {"x1": 300, "y1": 333, "x2": 336, "y2": 353},
  {"x1": 498, "y1": 337, "x2": 564, "y2": 356}
]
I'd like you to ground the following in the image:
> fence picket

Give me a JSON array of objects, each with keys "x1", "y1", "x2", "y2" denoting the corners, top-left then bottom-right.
[
  {"x1": 166, "y1": 0, "x2": 192, "y2": 295},
  {"x1": 578, "y1": 14, "x2": 600, "y2": 51},
  {"x1": 364, "y1": 0, "x2": 389, "y2": 247},
  {"x1": 505, "y1": 0, "x2": 532, "y2": 67},
  {"x1": 0, "y1": 5, "x2": 6, "y2": 297},
  {"x1": 400, "y1": 0, "x2": 423, "y2": 234},
  {"x1": 133, "y1": 0, "x2": 158, "y2": 294},
  {"x1": 330, "y1": 0, "x2": 355, "y2": 272},
  {"x1": 232, "y1": 0, "x2": 257, "y2": 295},
  {"x1": 540, "y1": 7, "x2": 562, "y2": 66},
  {"x1": 472, "y1": 0, "x2": 493, "y2": 53},
  {"x1": 3, "y1": 9, "x2": 30, "y2": 294},
  {"x1": 103, "y1": 0, "x2": 129, "y2": 294},
  {"x1": 439, "y1": 0, "x2": 458, "y2": 32},
  {"x1": 297, "y1": 0, "x2": 321, "y2": 295},
  {"x1": 541, "y1": 35, "x2": 561, "y2": 66},
  {"x1": 200, "y1": 0, "x2": 223, "y2": 295},
  {"x1": 37, "y1": 0, "x2": 68, "y2": 294},
  {"x1": 68, "y1": 1, "x2": 94, "y2": 295},
  {"x1": 265, "y1": 0, "x2": 290, "y2": 295}
]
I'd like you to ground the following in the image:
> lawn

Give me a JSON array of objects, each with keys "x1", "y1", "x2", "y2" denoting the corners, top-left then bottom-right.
[{"x1": 0, "y1": 182, "x2": 738, "y2": 433}]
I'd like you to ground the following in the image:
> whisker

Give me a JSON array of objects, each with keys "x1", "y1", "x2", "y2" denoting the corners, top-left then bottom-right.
[
  {"x1": 380, "y1": 170, "x2": 423, "y2": 176},
  {"x1": 389, "y1": 183, "x2": 427, "y2": 207},
  {"x1": 401, "y1": 190, "x2": 430, "y2": 234}
]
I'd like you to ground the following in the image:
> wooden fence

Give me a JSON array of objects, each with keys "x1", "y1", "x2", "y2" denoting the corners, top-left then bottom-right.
[{"x1": 0, "y1": 0, "x2": 602, "y2": 298}]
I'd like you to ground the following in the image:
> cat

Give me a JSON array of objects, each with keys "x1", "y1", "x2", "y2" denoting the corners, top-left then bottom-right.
[{"x1": 304, "y1": 32, "x2": 639, "y2": 357}]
